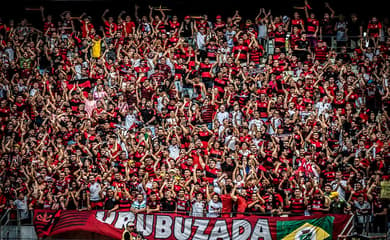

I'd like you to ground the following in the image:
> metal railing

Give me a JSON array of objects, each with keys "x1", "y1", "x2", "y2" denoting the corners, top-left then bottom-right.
[
  {"x1": 0, "y1": 209, "x2": 11, "y2": 240},
  {"x1": 0, "y1": 209, "x2": 36, "y2": 240}
]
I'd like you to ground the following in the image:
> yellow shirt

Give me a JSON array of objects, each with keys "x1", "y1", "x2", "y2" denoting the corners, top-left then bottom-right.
[{"x1": 92, "y1": 39, "x2": 102, "y2": 58}]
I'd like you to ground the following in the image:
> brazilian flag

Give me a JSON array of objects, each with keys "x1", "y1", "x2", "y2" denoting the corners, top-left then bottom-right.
[{"x1": 276, "y1": 216, "x2": 334, "y2": 240}]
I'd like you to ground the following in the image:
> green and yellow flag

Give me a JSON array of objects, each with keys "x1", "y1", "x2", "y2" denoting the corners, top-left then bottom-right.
[{"x1": 276, "y1": 216, "x2": 334, "y2": 240}]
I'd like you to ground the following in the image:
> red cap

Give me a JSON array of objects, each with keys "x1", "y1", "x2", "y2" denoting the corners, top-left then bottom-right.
[
  {"x1": 184, "y1": 16, "x2": 190, "y2": 20},
  {"x1": 216, "y1": 15, "x2": 222, "y2": 19}
]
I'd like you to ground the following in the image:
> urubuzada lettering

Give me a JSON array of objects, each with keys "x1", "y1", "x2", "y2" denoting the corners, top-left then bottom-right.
[
  {"x1": 155, "y1": 215, "x2": 173, "y2": 239},
  {"x1": 174, "y1": 217, "x2": 192, "y2": 240},
  {"x1": 89, "y1": 212, "x2": 351, "y2": 240}
]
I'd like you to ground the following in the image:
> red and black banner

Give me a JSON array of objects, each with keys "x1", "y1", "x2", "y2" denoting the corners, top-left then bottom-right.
[
  {"x1": 66, "y1": 79, "x2": 92, "y2": 90},
  {"x1": 34, "y1": 210, "x2": 354, "y2": 240}
]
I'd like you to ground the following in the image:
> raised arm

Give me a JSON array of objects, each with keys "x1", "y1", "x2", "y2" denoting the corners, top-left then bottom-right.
[
  {"x1": 101, "y1": 9, "x2": 109, "y2": 23},
  {"x1": 148, "y1": 5, "x2": 154, "y2": 23},
  {"x1": 324, "y1": 2, "x2": 335, "y2": 19},
  {"x1": 40, "y1": 6, "x2": 47, "y2": 22},
  {"x1": 230, "y1": 185, "x2": 238, "y2": 202}
]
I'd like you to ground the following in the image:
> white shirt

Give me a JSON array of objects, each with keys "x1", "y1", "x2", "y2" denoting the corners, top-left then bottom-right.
[
  {"x1": 124, "y1": 111, "x2": 138, "y2": 130},
  {"x1": 213, "y1": 179, "x2": 222, "y2": 195},
  {"x1": 218, "y1": 125, "x2": 226, "y2": 138},
  {"x1": 30, "y1": 88, "x2": 39, "y2": 97},
  {"x1": 131, "y1": 200, "x2": 146, "y2": 210},
  {"x1": 232, "y1": 111, "x2": 243, "y2": 127},
  {"x1": 74, "y1": 64, "x2": 82, "y2": 80},
  {"x1": 4, "y1": 48, "x2": 15, "y2": 61},
  {"x1": 257, "y1": 23, "x2": 267, "y2": 39},
  {"x1": 14, "y1": 196, "x2": 29, "y2": 219},
  {"x1": 353, "y1": 200, "x2": 371, "y2": 223},
  {"x1": 330, "y1": 179, "x2": 347, "y2": 200},
  {"x1": 225, "y1": 30, "x2": 236, "y2": 48},
  {"x1": 238, "y1": 149, "x2": 251, "y2": 157},
  {"x1": 252, "y1": 138, "x2": 263, "y2": 149},
  {"x1": 216, "y1": 111, "x2": 229, "y2": 125},
  {"x1": 225, "y1": 135, "x2": 237, "y2": 151},
  {"x1": 269, "y1": 117, "x2": 282, "y2": 134},
  {"x1": 234, "y1": 180, "x2": 245, "y2": 190},
  {"x1": 166, "y1": 117, "x2": 177, "y2": 126},
  {"x1": 218, "y1": 46, "x2": 231, "y2": 62},
  {"x1": 207, "y1": 200, "x2": 222, "y2": 218},
  {"x1": 288, "y1": 109, "x2": 296, "y2": 117},
  {"x1": 168, "y1": 144, "x2": 180, "y2": 160},
  {"x1": 248, "y1": 118, "x2": 263, "y2": 131},
  {"x1": 191, "y1": 200, "x2": 205, "y2": 217},
  {"x1": 315, "y1": 101, "x2": 332, "y2": 116},
  {"x1": 89, "y1": 182, "x2": 101, "y2": 201},
  {"x1": 196, "y1": 32, "x2": 206, "y2": 50}
]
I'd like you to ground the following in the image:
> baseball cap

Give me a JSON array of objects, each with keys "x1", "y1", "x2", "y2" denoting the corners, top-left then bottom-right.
[
  {"x1": 184, "y1": 16, "x2": 190, "y2": 20},
  {"x1": 216, "y1": 15, "x2": 222, "y2": 19}
]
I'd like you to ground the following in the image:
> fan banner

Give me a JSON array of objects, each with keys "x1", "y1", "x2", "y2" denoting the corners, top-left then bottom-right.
[{"x1": 33, "y1": 210, "x2": 353, "y2": 240}]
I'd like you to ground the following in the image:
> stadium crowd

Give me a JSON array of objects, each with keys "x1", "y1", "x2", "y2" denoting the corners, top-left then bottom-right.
[{"x1": 0, "y1": 0, "x2": 389, "y2": 235}]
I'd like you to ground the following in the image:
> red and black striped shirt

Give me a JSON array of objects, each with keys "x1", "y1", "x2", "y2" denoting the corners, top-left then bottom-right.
[{"x1": 290, "y1": 197, "x2": 306, "y2": 215}]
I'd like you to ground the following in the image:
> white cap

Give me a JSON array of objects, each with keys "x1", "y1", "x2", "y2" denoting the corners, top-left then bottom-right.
[{"x1": 127, "y1": 221, "x2": 135, "y2": 227}]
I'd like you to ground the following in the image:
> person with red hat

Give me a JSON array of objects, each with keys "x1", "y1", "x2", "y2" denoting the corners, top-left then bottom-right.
[
  {"x1": 214, "y1": 15, "x2": 225, "y2": 31},
  {"x1": 179, "y1": 15, "x2": 194, "y2": 42}
]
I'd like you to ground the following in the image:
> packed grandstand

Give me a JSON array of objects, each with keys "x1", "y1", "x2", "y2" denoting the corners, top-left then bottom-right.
[{"x1": 0, "y1": 1, "x2": 389, "y2": 238}]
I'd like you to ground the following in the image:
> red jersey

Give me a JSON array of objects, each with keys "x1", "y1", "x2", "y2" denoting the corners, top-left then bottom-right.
[
  {"x1": 291, "y1": 19, "x2": 304, "y2": 29},
  {"x1": 104, "y1": 21, "x2": 117, "y2": 37},
  {"x1": 367, "y1": 22, "x2": 382, "y2": 37},
  {"x1": 80, "y1": 20, "x2": 94, "y2": 38},
  {"x1": 232, "y1": 45, "x2": 248, "y2": 60},
  {"x1": 307, "y1": 18, "x2": 319, "y2": 34},
  {"x1": 220, "y1": 194, "x2": 233, "y2": 217},
  {"x1": 125, "y1": 21, "x2": 136, "y2": 35}
]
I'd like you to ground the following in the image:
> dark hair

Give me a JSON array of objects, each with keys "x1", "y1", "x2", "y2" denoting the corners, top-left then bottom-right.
[
  {"x1": 225, "y1": 185, "x2": 232, "y2": 194},
  {"x1": 124, "y1": 231, "x2": 131, "y2": 240}
]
